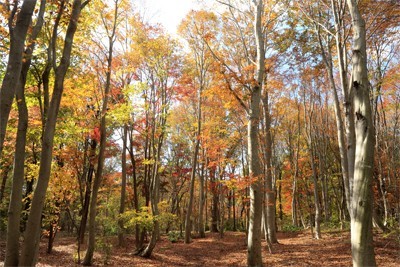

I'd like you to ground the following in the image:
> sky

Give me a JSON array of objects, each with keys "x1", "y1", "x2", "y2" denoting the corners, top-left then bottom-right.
[{"x1": 140, "y1": 0, "x2": 211, "y2": 35}]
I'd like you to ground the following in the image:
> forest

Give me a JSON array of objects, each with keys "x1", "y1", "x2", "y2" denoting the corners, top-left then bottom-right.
[{"x1": 0, "y1": 0, "x2": 399, "y2": 266}]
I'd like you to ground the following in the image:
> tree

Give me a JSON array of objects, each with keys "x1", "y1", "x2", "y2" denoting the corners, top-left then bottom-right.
[
  {"x1": 346, "y1": 0, "x2": 376, "y2": 265},
  {"x1": 4, "y1": 1, "x2": 46, "y2": 265},
  {"x1": 207, "y1": 1, "x2": 268, "y2": 264},
  {"x1": 247, "y1": 1, "x2": 265, "y2": 265},
  {"x1": 138, "y1": 32, "x2": 180, "y2": 259},
  {"x1": 19, "y1": 1, "x2": 88, "y2": 265},
  {"x1": 0, "y1": 0, "x2": 37, "y2": 158},
  {"x1": 83, "y1": 0, "x2": 121, "y2": 264},
  {"x1": 178, "y1": 10, "x2": 216, "y2": 243}
]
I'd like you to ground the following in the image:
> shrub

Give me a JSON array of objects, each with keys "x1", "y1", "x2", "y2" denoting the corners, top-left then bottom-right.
[
  {"x1": 167, "y1": 231, "x2": 181, "y2": 243},
  {"x1": 96, "y1": 237, "x2": 113, "y2": 265}
]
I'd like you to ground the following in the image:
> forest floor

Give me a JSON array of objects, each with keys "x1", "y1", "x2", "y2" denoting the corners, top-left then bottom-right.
[{"x1": 1, "y1": 229, "x2": 399, "y2": 266}]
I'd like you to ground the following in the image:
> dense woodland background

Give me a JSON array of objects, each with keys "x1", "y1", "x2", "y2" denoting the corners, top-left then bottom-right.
[{"x1": 0, "y1": 0, "x2": 399, "y2": 266}]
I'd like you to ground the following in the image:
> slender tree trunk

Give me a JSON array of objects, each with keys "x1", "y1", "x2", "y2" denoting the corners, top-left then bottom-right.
[
  {"x1": 19, "y1": 2, "x2": 84, "y2": 265},
  {"x1": 346, "y1": 0, "x2": 376, "y2": 266},
  {"x1": 0, "y1": 0, "x2": 37, "y2": 157},
  {"x1": 219, "y1": 182, "x2": 225, "y2": 239},
  {"x1": 128, "y1": 136, "x2": 143, "y2": 251},
  {"x1": 78, "y1": 139, "x2": 96, "y2": 245},
  {"x1": 139, "y1": 168, "x2": 160, "y2": 257},
  {"x1": 185, "y1": 85, "x2": 202, "y2": 243},
  {"x1": 82, "y1": 83, "x2": 109, "y2": 265},
  {"x1": 198, "y1": 148, "x2": 206, "y2": 238},
  {"x1": 5, "y1": 75, "x2": 29, "y2": 267},
  {"x1": 83, "y1": 30, "x2": 116, "y2": 267},
  {"x1": 233, "y1": 188, "x2": 237, "y2": 231},
  {"x1": 210, "y1": 166, "x2": 219, "y2": 232},
  {"x1": 82, "y1": 1, "x2": 120, "y2": 263},
  {"x1": 5, "y1": 2, "x2": 45, "y2": 259},
  {"x1": 0, "y1": 166, "x2": 10, "y2": 204},
  {"x1": 140, "y1": 124, "x2": 166, "y2": 257},
  {"x1": 303, "y1": 93, "x2": 321, "y2": 239},
  {"x1": 118, "y1": 125, "x2": 128, "y2": 246},
  {"x1": 277, "y1": 171, "x2": 283, "y2": 222},
  {"x1": 291, "y1": 108, "x2": 301, "y2": 227},
  {"x1": 333, "y1": 0, "x2": 356, "y2": 200},
  {"x1": 47, "y1": 202, "x2": 61, "y2": 254},
  {"x1": 317, "y1": 22, "x2": 351, "y2": 213},
  {"x1": 309, "y1": 145, "x2": 322, "y2": 239},
  {"x1": 247, "y1": 2, "x2": 265, "y2": 266},
  {"x1": 262, "y1": 93, "x2": 277, "y2": 244}
]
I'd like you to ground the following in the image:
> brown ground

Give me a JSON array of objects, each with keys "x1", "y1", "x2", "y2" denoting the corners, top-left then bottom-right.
[{"x1": 1, "y1": 230, "x2": 399, "y2": 266}]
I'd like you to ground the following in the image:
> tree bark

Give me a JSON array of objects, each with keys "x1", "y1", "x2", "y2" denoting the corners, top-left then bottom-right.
[
  {"x1": 0, "y1": 165, "x2": 10, "y2": 204},
  {"x1": 316, "y1": 19, "x2": 351, "y2": 214},
  {"x1": 330, "y1": 0, "x2": 356, "y2": 203},
  {"x1": 0, "y1": 0, "x2": 37, "y2": 158},
  {"x1": 247, "y1": 1, "x2": 264, "y2": 266},
  {"x1": 346, "y1": 0, "x2": 376, "y2": 266},
  {"x1": 78, "y1": 139, "x2": 96, "y2": 245},
  {"x1": 19, "y1": 1, "x2": 85, "y2": 265},
  {"x1": 118, "y1": 125, "x2": 128, "y2": 246},
  {"x1": 83, "y1": 1, "x2": 118, "y2": 262},
  {"x1": 198, "y1": 148, "x2": 206, "y2": 238},
  {"x1": 4, "y1": 2, "x2": 46, "y2": 265},
  {"x1": 184, "y1": 83, "x2": 202, "y2": 244},
  {"x1": 128, "y1": 132, "x2": 143, "y2": 251},
  {"x1": 210, "y1": 166, "x2": 219, "y2": 232},
  {"x1": 140, "y1": 102, "x2": 167, "y2": 257},
  {"x1": 262, "y1": 92, "x2": 277, "y2": 244}
]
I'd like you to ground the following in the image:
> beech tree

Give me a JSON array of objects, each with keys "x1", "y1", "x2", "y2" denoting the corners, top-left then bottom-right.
[
  {"x1": 246, "y1": 1, "x2": 265, "y2": 265},
  {"x1": 346, "y1": 0, "x2": 376, "y2": 265}
]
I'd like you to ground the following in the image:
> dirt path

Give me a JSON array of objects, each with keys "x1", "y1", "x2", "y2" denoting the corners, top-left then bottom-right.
[{"x1": 1, "y1": 230, "x2": 399, "y2": 266}]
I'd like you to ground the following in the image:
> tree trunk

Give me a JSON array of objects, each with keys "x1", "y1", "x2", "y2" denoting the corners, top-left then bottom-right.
[
  {"x1": 198, "y1": 149, "x2": 206, "y2": 238},
  {"x1": 82, "y1": 1, "x2": 119, "y2": 263},
  {"x1": 0, "y1": 0, "x2": 37, "y2": 157},
  {"x1": 291, "y1": 107, "x2": 301, "y2": 227},
  {"x1": 210, "y1": 166, "x2": 219, "y2": 232},
  {"x1": 262, "y1": 92, "x2": 277, "y2": 244},
  {"x1": 233, "y1": 188, "x2": 237, "y2": 231},
  {"x1": 0, "y1": 166, "x2": 10, "y2": 204},
  {"x1": 332, "y1": 0, "x2": 356, "y2": 201},
  {"x1": 326, "y1": 0, "x2": 352, "y2": 213},
  {"x1": 140, "y1": 122, "x2": 166, "y2": 257},
  {"x1": 277, "y1": 170, "x2": 283, "y2": 222},
  {"x1": 303, "y1": 90, "x2": 321, "y2": 239},
  {"x1": 247, "y1": 2, "x2": 264, "y2": 266},
  {"x1": 128, "y1": 133, "x2": 143, "y2": 251},
  {"x1": 184, "y1": 82, "x2": 202, "y2": 244},
  {"x1": 19, "y1": 2, "x2": 84, "y2": 265},
  {"x1": 83, "y1": 34, "x2": 115, "y2": 267},
  {"x1": 310, "y1": 145, "x2": 322, "y2": 239},
  {"x1": 4, "y1": 2, "x2": 45, "y2": 262},
  {"x1": 346, "y1": 0, "x2": 376, "y2": 266},
  {"x1": 118, "y1": 125, "x2": 128, "y2": 246},
  {"x1": 78, "y1": 139, "x2": 96, "y2": 245},
  {"x1": 5, "y1": 75, "x2": 29, "y2": 267},
  {"x1": 140, "y1": 185, "x2": 160, "y2": 258}
]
